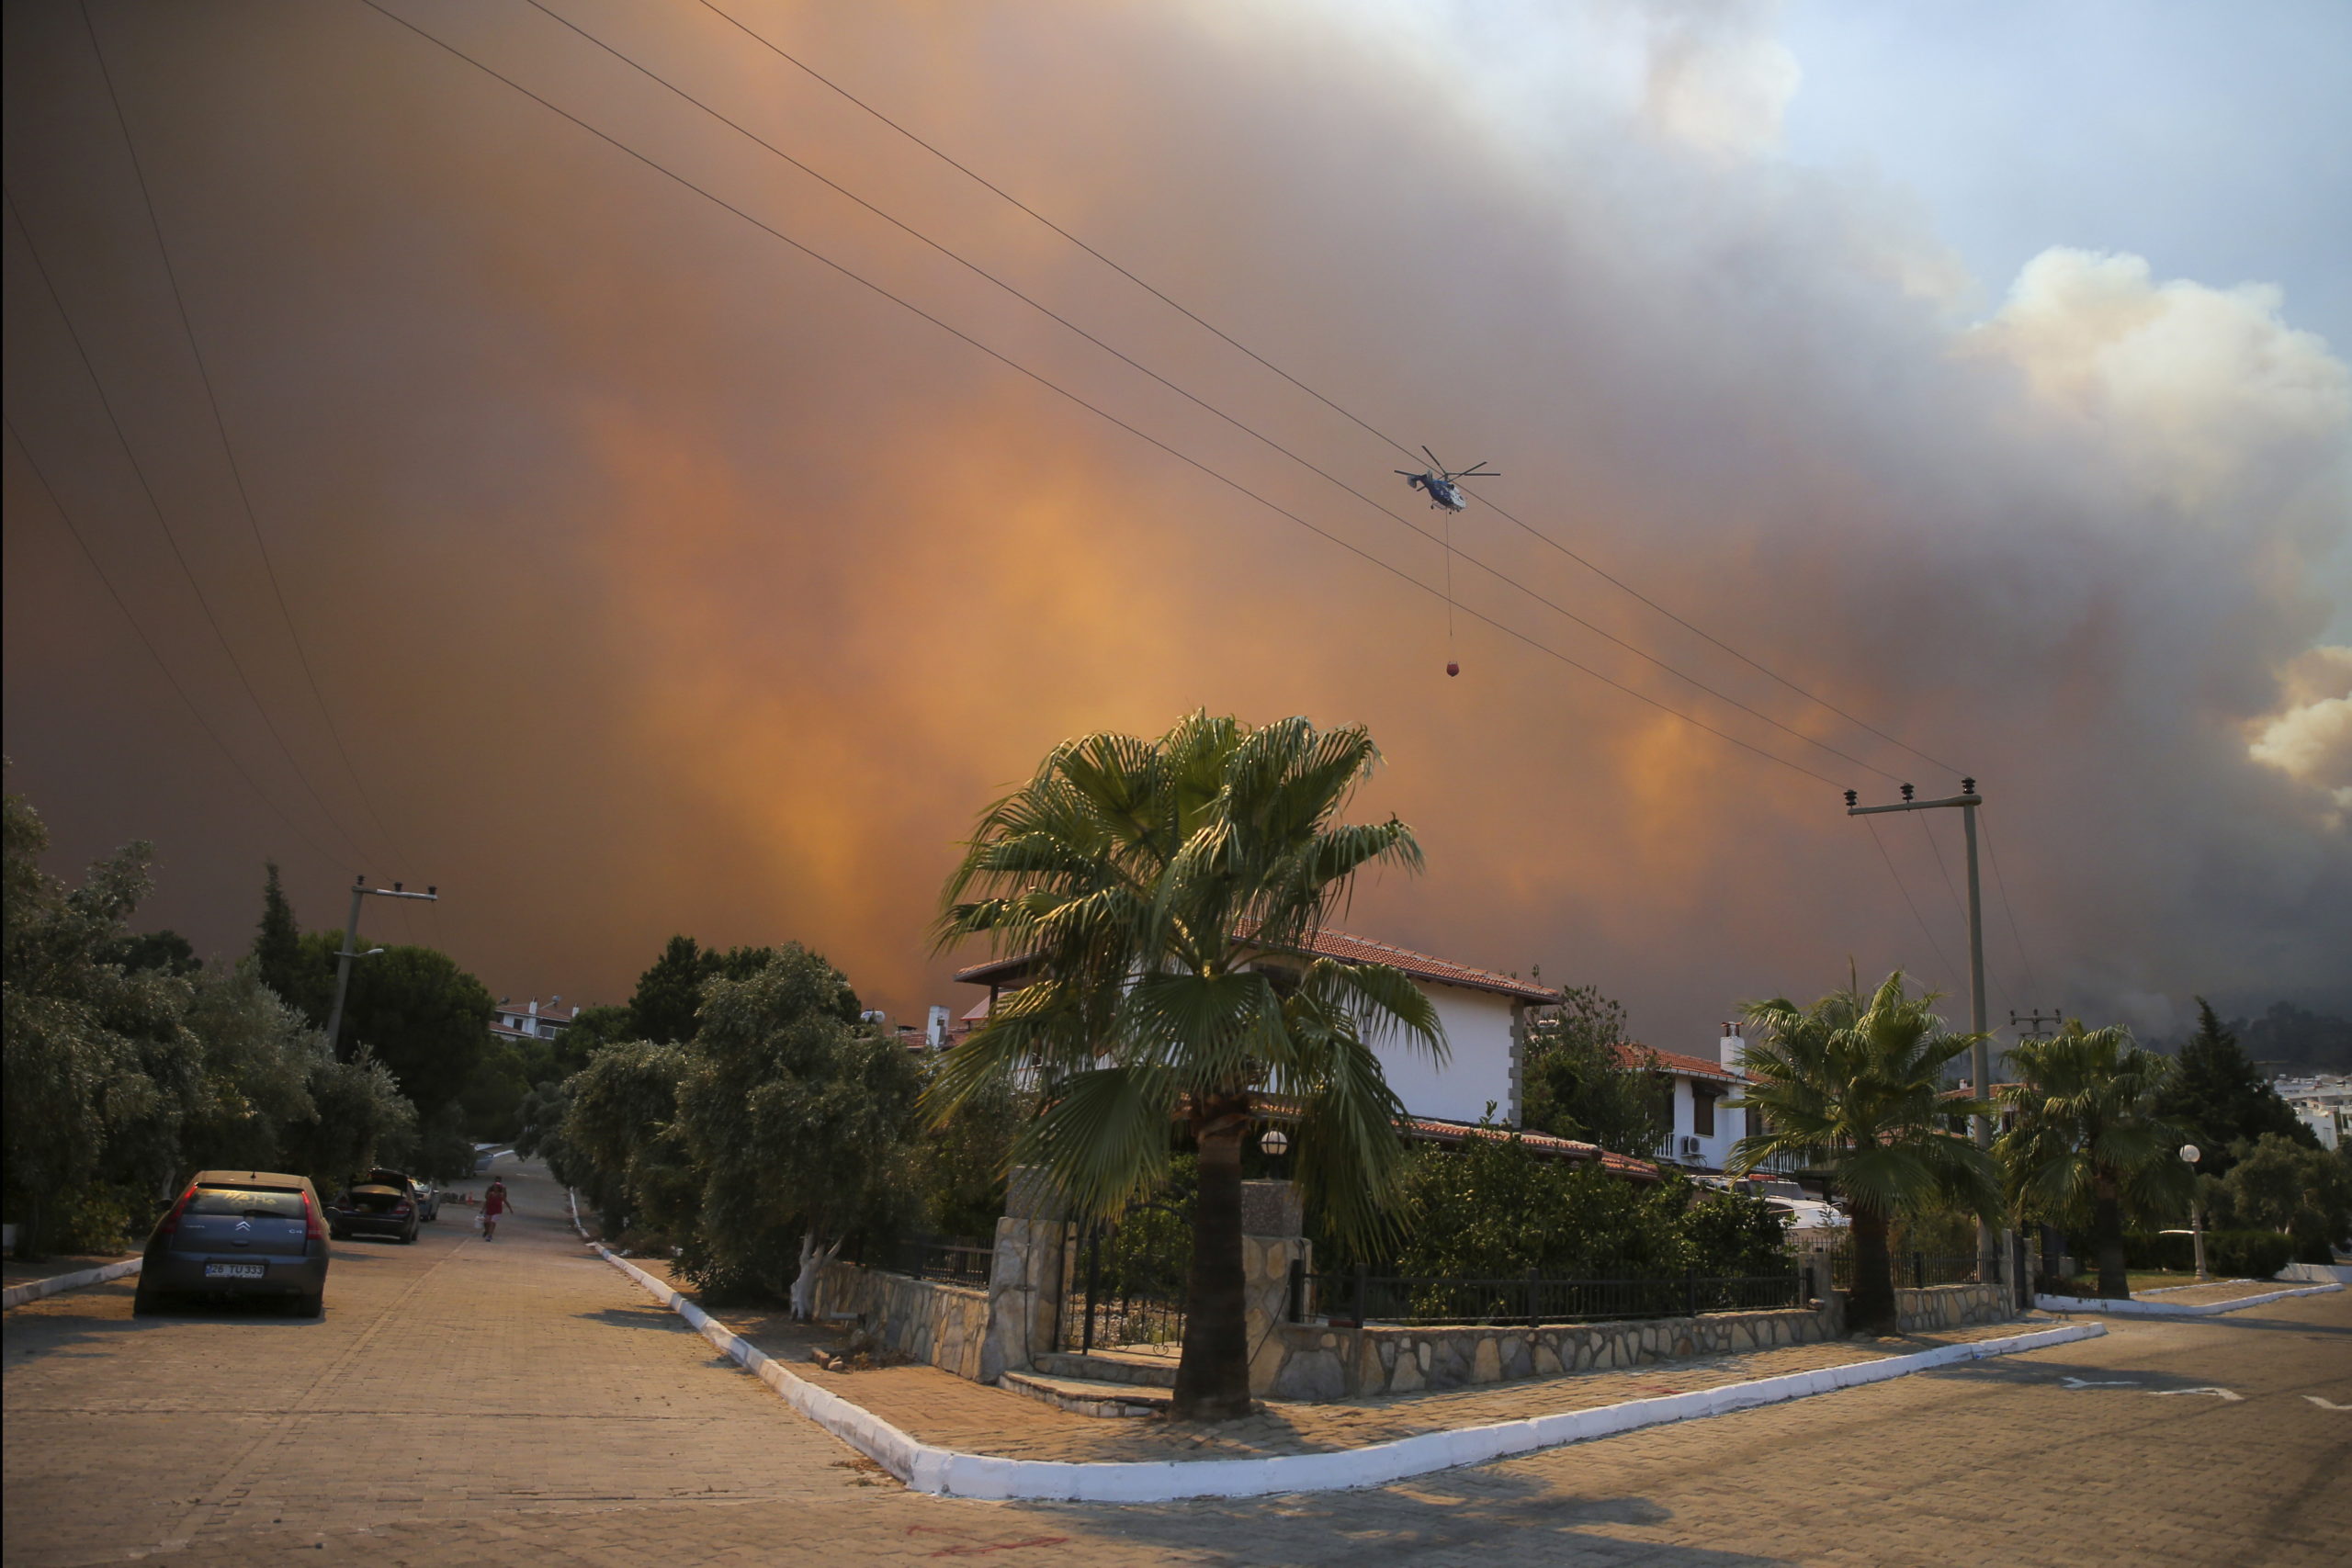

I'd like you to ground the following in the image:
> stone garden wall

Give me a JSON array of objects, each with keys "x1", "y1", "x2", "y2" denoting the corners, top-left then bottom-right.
[
  {"x1": 1261, "y1": 1302, "x2": 1840, "y2": 1401},
  {"x1": 809, "y1": 1260, "x2": 992, "y2": 1382},
  {"x1": 1894, "y1": 1281, "x2": 2011, "y2": 1332}
]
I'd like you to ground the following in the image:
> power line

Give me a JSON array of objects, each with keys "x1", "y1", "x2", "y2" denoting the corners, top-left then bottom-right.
[
  {"x1": 82, "y1": 2, "x2": 416, "y2": 877},
  {"x1": 5, "y1": 186, "x2": 375, "y2": 867},
  {"x1": 1861, "y1": 814, "x2": 1956, "y2": 993},
  {"x1": 354, "y1": 0, "x2": 1849, "y2": 791},
  {"x1": 1976, "y1": 805, "x2": 2037, "y2": 998},
  {"x1": 514, "y1": 0, "x2": 1898, "y2": 785},
  {"x1": 5, "y1": 416, "x2": 344, "y2": 872},
  {"x1": 1914, "y1": 809, "x2": 2012, "y2": 1010},
  {"x1": 694, "y1": 0, "x2": 1962, "y2": 782}
]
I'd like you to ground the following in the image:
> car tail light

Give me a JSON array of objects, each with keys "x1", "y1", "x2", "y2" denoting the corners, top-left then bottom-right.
[
  {"x1": 155, "y1": 1181, "x2": 198, "y2": 1239},
  {"x1": 391, "y1": 1201, "x2": 413, "y2": 1216},
  {"x1": 301, "y1": 1190, "x2": 327, "y2": 1244}
]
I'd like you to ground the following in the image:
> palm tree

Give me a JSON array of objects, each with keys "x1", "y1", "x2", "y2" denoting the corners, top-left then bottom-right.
[
  {"x1": 1726, "y1": 972, "x2": 1997, "y2": 1336},
  {"x1": 929, "y1": 713, "x2": 1442, "y2": 1420},
  {"x1": 1996, "y1": 1023, "x2": 2192, "y2": 1301}
]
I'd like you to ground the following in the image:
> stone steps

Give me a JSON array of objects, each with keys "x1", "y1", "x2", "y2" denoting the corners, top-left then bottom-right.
[
  {"x1": 999, "y1": 1369, "x2": 1171, "y2": 1418},
  {"x1": 1033, "y1": 1349, "x2": 1180, "y2": 1388}
]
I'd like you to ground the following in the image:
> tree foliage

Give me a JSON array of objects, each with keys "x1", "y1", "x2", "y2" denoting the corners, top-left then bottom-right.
[
  {"x1": 2200, "y1": 1133, "x2": 2352, "y2": 1261},
  {"x1": 1729, "y1": 972, "x2": 1996, "y2": 1334},
  {"x1": 932, "y1": 712, "x2": 1440, "y2": 1419},
  {"x1": 1363, "y1": 1132, "x2": 1787, "y2": 1281},
  {"x1": 4, "y1": 790, "x2": 199, "y2": 1253},
  {"x1": 1521, "y1": 986, "x2": 1668, "y2": 1156},
  {"x1": 676, "y1": 946, "x2": 920, "y2": 1309},
  {"x1": 1998, "y1": 1022, "x2": 2194, "y2": 1300},
  {"x1": 2155, "y1": 999, "x2": 2315, "y2": 1177},
  {"x1": 560, "y1": 1040, "x2": 700, "y2": 1243}
]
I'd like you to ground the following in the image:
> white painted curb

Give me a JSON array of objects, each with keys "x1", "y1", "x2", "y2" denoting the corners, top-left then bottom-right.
[
  {"x1": 581, "y1": 1218, "x2": 2104, "y2": 1502},
  {"x1": 2280, "y1": 1261, "x2": 2352, "y2": 1285},
  {"x1": 2035, "y1": 1281, "x2": 2343, "y2": 1317},
  {"x1": 2, "y1": 1257, "x2": 141, "y2": 1310}
]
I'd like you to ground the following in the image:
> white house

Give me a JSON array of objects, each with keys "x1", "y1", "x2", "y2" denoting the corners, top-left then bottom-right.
[
  {"x1": 950, "y1": 927, "x2": 1557, "y2": 1130},
  {"x1": 492, "y1": 996, "x2": 580, "y2": 1045},
  {"x1": 1617, "y1": 1022, "x2": 1808, "y2": 1176}
]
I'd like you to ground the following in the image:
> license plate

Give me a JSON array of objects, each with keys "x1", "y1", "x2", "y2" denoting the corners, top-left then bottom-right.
[{"x1": 203, "y1": 1262, "x2": 265, "y2": 1280}]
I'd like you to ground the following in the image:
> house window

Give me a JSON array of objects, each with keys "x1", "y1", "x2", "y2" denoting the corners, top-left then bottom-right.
[{"x1": 1692, "y1": 1084, "x2": 1718, "y2": 1137}]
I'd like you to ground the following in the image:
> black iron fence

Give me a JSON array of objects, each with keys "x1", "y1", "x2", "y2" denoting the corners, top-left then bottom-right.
[
  {"x1": 1290, "y1": 1265, "x2": 1806, "y2": 1328},
  {"x1": 1066, "y1": 1201, "x2": 1193, "y2": 1357},
  {"x1": 882, "y1": 1235, "x2": 994, "y2": 1288},
  {"x1": 1824, "y1": 1241, "x2": 1993, "y2": 1292}
]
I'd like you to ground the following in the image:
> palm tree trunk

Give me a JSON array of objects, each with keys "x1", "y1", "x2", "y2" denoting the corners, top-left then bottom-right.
[
  {"x1": 1172, "y1": 1110, "x2": 1252, "y2": 1421},
  {"x1": 1848, "y1": 1204, "x2": 1898, "y2": 1336},
  {"x1": 2093, "y1": 1181, "x2": 2129, "y2": 1300}
]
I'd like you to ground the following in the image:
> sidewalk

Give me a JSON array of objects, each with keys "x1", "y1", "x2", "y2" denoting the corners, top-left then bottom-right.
[
  {"x1": 631, "y1": 1257, "x2": 2063, "y2": 1466},
  {"x1": 2, "y1": 1254, "x2": 133, "y2": 1290},
  {"x1": 2, "y1": 1254, "x2": 141, "y2": 1310}
]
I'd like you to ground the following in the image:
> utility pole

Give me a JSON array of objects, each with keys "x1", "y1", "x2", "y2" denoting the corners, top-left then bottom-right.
[
  {"x1": 323, "y1": 874, "x2": 440, "y2": 1060},
  {"x1": 1846, "y1": 778, "x2": 2002, "y2": 1285},
  {"x1": 2009, "y1": 1009, "x2": 2063, "y2": 1043}
]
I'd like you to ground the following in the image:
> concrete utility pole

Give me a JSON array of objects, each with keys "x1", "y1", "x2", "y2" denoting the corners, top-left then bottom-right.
[
  {"x1": 1845, "y1": 779, "x2": 2002, "y2": 1285},
  {"x1": 323, "y1": 874, "x2": 440, "y2": 1060}
]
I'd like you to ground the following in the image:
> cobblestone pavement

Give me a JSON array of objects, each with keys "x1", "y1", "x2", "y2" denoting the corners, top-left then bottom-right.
[
  {"x1": 682, "y1": 1280, "x2": 2050, "y2": 1463},
  {"x1": 7, "y1": 1163, "x2": 2346, "y2": 1567}
]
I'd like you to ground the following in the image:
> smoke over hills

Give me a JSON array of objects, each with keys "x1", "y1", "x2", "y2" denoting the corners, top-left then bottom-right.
[{"x1": 4, "y1": 1, "x2": 2345, "y2": 1050}]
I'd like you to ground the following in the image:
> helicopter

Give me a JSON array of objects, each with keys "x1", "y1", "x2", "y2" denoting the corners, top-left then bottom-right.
[{"x1": 1396, "y1": 447, "x2": 1497, "y2": 513}]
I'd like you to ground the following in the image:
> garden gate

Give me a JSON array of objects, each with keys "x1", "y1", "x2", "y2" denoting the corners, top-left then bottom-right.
[{"x1": 1063, "y1": 1195, "x2": 1193, "y2": 1357}]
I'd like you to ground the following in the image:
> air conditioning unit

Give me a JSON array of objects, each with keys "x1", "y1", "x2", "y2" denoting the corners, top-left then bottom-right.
[{"x1": 1678, "y1": 1134, "x2": 1703, "y2": 1159}]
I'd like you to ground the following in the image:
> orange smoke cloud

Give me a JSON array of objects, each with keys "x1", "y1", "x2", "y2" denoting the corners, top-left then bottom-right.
[{"x1": 4, "y1": 0, "x2": 2345, "y2": 1051}]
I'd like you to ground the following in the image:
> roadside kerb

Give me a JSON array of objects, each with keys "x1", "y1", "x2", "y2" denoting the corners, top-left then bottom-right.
[
  {"x1": 3, "y1": 1257, "x2": 141, "y2": 1311},
  {"x1": 576, "y1": 1206, "x2": 2106, "y2": 1501},
  {"x1": 2035, "y1": 1281, "x2": 2343, "y2": 1317}
]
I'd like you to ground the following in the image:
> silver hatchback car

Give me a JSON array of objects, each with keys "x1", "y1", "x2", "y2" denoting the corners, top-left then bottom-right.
[{"x1": 136, "y1": 1169, "x2": 331, "y2": 1316}]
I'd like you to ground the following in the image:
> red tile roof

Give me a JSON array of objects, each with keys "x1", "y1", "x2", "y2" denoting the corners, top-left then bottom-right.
[
  {"x1": 1249, "y1": 1095, "x2": 1658, "y2": 1181},
  {"x1": 1396, "y1": 1114, "x2": 1660, "y2": 1180},
  {"x1": 1616, "y1": 1043, "x2": 1741, "y2": 1083},
  {"x1": 953, "y1": 925, "x2": 1558, "y2": 1004}
]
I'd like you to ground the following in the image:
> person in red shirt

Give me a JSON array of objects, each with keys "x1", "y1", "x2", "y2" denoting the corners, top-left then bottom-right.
[{"x1": 481, "y1": 1178, "x2": 512, "y2": 1240}]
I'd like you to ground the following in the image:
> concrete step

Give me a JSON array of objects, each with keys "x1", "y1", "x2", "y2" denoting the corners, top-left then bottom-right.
[
  {"x1": 1033, "y1": 1348, "x2": 1181, "y2": 1388},
  {"x1": 1000, "y1": 1369, "x2": 1171, "y2": 1418}
]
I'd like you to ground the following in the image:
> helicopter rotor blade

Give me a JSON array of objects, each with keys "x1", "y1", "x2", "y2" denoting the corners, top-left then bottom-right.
[{"x1": 1421, "y1": 445, "x2": 1443, "y2": 469}]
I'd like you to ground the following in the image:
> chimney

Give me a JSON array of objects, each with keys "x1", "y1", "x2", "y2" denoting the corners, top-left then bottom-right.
[
  {"x1": 528, "y1": 998, "x2": 539, "y2": 1018},
  {"x1": 1720, "y1": 1021, "x2": 1746, "y2": 1076},
  {"x1": 927, "y1": 1004, "x2": 950, "y2": 1050}
]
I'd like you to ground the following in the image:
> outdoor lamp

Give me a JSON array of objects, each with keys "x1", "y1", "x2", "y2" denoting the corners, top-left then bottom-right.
[
  {"x1": 2179, "y1": 1145, "x2": 2209, "y2": 1282},
  {"x1": 1259, "y1": 1128, "x2": 1290, "y2": 1156}
]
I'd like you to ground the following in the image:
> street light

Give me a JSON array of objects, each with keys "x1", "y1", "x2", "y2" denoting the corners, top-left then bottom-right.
[
  {"x1": 2180, "y1": 1144, "x2": 2209, "y2": 1282},
  {"x1": 1259, "y1": 1126, "x2": 1291, "y2": 1178}
]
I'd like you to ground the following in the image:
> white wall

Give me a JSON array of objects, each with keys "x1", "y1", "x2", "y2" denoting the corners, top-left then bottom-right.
[
  {"x1": 1660, "y1": 1075, "x2": 1747, "y2": 1170},
  {"x1": 1369, "y1": 985, "x2": 1519, "y2": 1125}
]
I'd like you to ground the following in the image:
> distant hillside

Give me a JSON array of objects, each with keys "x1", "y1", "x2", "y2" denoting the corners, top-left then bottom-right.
[{"x1": 2235, "y1": 1003, "x2": 2352, "y2": 1076}]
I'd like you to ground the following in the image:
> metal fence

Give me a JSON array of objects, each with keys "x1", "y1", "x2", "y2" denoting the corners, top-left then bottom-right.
[
  {"x1": 1291, "y1": 1265, "x2": 1806, "y2": 1328},
  {"x1": 883, "y1": 1235, "x2": 994, "y2": 1288},
  {"x1": 1825, "y1": 1242, "x2": 1989, "y2": 1292}
]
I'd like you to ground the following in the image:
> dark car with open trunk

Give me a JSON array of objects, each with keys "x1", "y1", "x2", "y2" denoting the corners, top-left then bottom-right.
[{"x1": 325, "y1": 1173, "x2": 420, "y2": 1244}]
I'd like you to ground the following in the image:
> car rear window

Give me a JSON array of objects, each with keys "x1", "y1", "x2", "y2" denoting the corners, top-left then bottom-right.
[{"x1": 187, "y1": 1187, "x2": 305, "y2": 1218}]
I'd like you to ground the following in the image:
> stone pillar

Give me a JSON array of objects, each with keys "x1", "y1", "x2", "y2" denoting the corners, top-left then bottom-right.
[
  {"x1": 982, "y1": 1167, "x2": 1069, "y2": 1383},
  {"x1": 1240, "y1": 1179, "x2": 1309, "y2": 1395}
]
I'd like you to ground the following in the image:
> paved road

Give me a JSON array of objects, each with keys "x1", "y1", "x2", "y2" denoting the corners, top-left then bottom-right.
[{"x1": 5, "y1": 1163, "x2": 2346, "y2": 1566}]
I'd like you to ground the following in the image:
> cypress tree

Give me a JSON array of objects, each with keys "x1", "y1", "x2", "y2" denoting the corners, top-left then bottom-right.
[
  {"x1": 2157, "y1": 998, "x2": 2313, "y2": 1176},
  {"x1": 254, "y1": 863, "x2": 305, "y2": 1008}
]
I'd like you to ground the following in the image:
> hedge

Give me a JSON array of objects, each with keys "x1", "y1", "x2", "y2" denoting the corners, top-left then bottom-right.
[{"x1": 2067, "y1": 1229, "x2": 2297, "y2": 1280}]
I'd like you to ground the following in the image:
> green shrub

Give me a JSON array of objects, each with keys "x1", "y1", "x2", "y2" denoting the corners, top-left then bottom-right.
[{"x1": 2088, "y1": 1229, "x2": 2296, "y2": 1280}]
